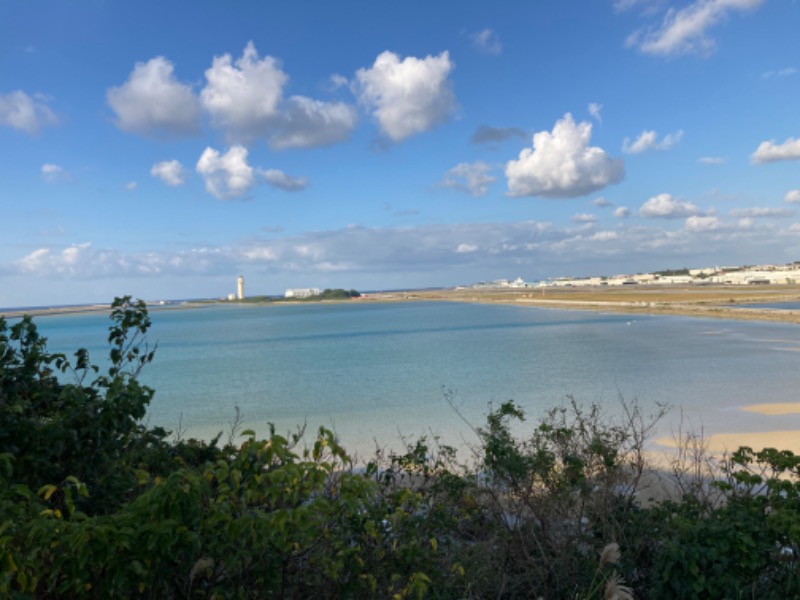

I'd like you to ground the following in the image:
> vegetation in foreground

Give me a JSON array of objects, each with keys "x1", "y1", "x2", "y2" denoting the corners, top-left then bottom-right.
[{"x1": 1, "y1": 297, "x2": 799, "y2": 598}]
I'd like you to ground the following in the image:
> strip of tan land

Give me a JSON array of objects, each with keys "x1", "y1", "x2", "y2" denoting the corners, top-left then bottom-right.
[
  {"x1": 741, "y1": 402, "x2": 800, "y2": 415},
  {"x1": 6, "y1": 284, "x2": 800, "y2": 324},
  {"x1": 369, "y1": 284, "x2": 800, "y2": 324},
  {"x1": 655, "y1": 430, "x2": 800, "y2": 454}
]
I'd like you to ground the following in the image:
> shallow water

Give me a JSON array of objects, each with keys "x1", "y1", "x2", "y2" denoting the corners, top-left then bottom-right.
[{"x1": 25, "y1": 301, "x2": 800, "y2": 457}]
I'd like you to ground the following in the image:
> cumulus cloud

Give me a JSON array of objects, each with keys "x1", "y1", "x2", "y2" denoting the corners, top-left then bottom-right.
[
  {"x1": 41, "y1": 163, "x2": 68, "y2": 183},
  {"x1": 470, "y1": 125, "x2": 526, "y2": 144},
  {"x1": 505, "y1": 113, "x2": 624, "y2": 198},
  {"x1": 440, "y1": 161, "x2": 495, "y2": 197},
  {"x1": 622, "y1": 129, "x2": 683, "y2": 153},
  {"x1": 456, "y1": 243, "x2": 478, "y2": 253},
  {"x1": 469, "y1": 29, "x2": 502, "y2": 55},
  {"x1": 626, "y1": 0, "x2": 766, "y2": 57},
  {"x1": 685, "y1": 215, "x2": 723, "y2": 232},
  {"x1": 262, "y1": 169, "x2": 308, "y2": 192},
  {"x1": 200, "y1": 41, "x2": 286, "y2": 139},
  {"x1": 268, "y1": 96, "x2": 357, "y2": 149},
  {"x1": 125, "y1": 182, "x2": 137, "y2": 191},
  {"x1": 0, "y1": 90, "x2": 58, "y2": 134},
  {"x1": 17, "y1": 243, "x2": 93, "y2": 275},
  {"x1": 640, "y1": 193, "x2": 703, "y2": 218},
  {"x1": 785, "y1": 190, "x2": 800, "y2": 204},
  {"x1": 588, "y1": 103, "x2": 603, "y2": 123},
  {"x1": 151, "y1": 160, "x2": 187, "y2": 186},
  {"x1": 751, "y1": 137, "x2": 800, "y2": 164},
  {"x1": 729, "y1": 207, "x2": 793, "y2": 218},
  {"x1": 355, "y1": 50, "x2": 456, "y2": 142},
  {"x1": 571, "y1": 213, "x2": 598, "y2": 224},
  {"x1": 196, "y1": 146, "x2": 256, "y2": 200},
  {"x1": 107, "y1": 57, "x2": 200, "y2": 137},
  {"x1": 199, "y1": 41, "x2": 356, "y2": 148},
  {"x1": 699, "y1": 156, "x2": 725, "y2": 164},
  {"x1": 614, "y1": 207, "x2": 631, "y2": 219}
]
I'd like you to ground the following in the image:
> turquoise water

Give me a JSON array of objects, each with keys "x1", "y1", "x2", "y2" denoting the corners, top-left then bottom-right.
[{"x1": 21, "y1": 301, "x2": 800, "y2": 457}]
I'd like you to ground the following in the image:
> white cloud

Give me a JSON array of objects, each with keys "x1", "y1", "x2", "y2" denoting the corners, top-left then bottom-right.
[
  {"x1": 17, "y1": 243, "x2": 92, "y2": 275},
  {"x1": 355, "y1": 50, "x2": 456, "y2": 142},
  {"x1": 441, "y1": 161, "x2": 495, "y2": 197},
  {"x1": 262, "y1": 169, "x2": 308, "y2": 192},
  {"x1": 200, "y1": 41, "x2": 286, "y2": 141},
  {"x1": 269, "y1": 96, "x2": 357, "y2": 149},
  {"x1": 13, "y1": 218, "x2": 800, "y2": 291},
  {"x1": 151, "y1": 160, "x2": 187, "y2": 186},
  {"x1": 729, "y1": 207, "x2": 793, "y2": 218},
  {"x1": 699, "y1": 156, "x2": 725, "y2": 164},
  {"x1": 785, "y1": 190, "x2": 800, "y2": 204},
  {"x1": 505, "y1": 113, "x2": 624, "y2": 198},
  {"x1": 469, "y1": 29, "x2": 502, "y2": 55},
  {"x1": 199, "y1": 42, "x2": 356, "y2": 148},
  {"x1": 196, "y1": 146, "x2": 256, "y2": 200},
  {"x1": 107, "y1": 57, "x2": 200, "y2": 137},
  {"x1": 614, "y1": 207, "x2": 631, "y2": 219},
  {"x1": 588, "y1": 103, "x2": 603, "y2": 123},
  {"x1": 626, "y1": 0, "x2": 766, "y2": 57},
  {"x1": 591, "y1": 231, "x2": 620, "y2": 241},
  {"x1": 640, "y1": 193, "x2": 703, "y2": 218},
  {"x1": 571, "y1": 213, "x2": 598, "y2": 224},
  {"x1": 125, "y1": 182, "x2": 137, "y2": 191},
  {"x1": 751, "y1": 137, "x2": 800, "y2": 164},
  {"x1": 0, "y1": 90, "x2": 58, "y2": 134},
  {"x1": 622, "y1": 129, "x2": 683, "y2": 153},
  {"x1": 685, "y1": 215, "x2": 722, "y2": 232},
  {"x1": 330, "y1": 74, "x2": 349, "y2": 88},
  {"x1": 41, "y1": 163, "x2": 67, "y2": 183}
]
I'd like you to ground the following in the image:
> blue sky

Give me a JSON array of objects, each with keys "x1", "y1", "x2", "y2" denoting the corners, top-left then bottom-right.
[{"x1": 2, "y1": 0, "x2": 799, "y2": 306}]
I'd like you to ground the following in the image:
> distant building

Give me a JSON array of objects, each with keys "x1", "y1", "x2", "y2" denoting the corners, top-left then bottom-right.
[
  {"x1": 285, "y1": 288, "x2": 321, "y2": 299},
  {"x1": 237, "y1": 275, "x2": 245, "y2": 300}
]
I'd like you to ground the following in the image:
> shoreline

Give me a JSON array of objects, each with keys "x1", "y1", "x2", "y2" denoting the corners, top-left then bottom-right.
[{"x1": 5, "y1": 284, "x2": 800, "y2": 323}]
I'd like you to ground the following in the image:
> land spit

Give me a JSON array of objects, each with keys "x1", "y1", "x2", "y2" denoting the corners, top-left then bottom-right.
[
  {"x1": 367, "y1": 284, "x2": 800, "y2": 325},
  {"x1": 5, "y1": 284, "x2": 800, "y2": 325}
]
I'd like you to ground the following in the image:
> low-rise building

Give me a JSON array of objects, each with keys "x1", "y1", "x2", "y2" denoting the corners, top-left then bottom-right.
[{"x1": 285, "y1": 288, "x2": 322, "y2": 299}]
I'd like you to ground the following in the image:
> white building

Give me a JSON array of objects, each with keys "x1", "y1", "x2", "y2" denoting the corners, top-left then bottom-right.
[
  {"x1": 285, "y1": 288, "x2": 321, "y2": 299},
  {"x1": 237, "y1": 275, "x2": 245, "y2": 300}
]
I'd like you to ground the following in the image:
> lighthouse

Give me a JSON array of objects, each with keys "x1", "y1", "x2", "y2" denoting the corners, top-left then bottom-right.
[{"x1": 237, "y1": 275, "x2": 245, "y2": 300}]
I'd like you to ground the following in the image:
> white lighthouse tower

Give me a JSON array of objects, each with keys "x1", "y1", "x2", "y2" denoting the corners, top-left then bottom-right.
[{"x1": 237, "y1": 275, "x2": 245, "y2": 300}]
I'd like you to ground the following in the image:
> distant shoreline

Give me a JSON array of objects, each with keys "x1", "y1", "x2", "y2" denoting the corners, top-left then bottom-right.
[{"x1": 4, "y1": 284, "x2": 800, "y2": 324}]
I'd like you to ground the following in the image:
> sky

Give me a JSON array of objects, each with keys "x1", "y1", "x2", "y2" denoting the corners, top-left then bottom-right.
[{"x1": 1, "y1": 0, "x2": 799, "y2": 306}]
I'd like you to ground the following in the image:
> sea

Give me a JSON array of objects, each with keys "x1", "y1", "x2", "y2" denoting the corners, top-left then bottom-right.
[{"x1": 13, "y1": 300, "x2": 800, "y2": 460}]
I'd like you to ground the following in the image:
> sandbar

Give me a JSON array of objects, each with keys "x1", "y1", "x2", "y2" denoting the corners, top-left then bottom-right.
[
  {"x1": 655, "y1": 430, "x2": 800, "y2": 454},
  {"x1": 741, "y1": 402, "x2": 800, "y2": 415}
]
